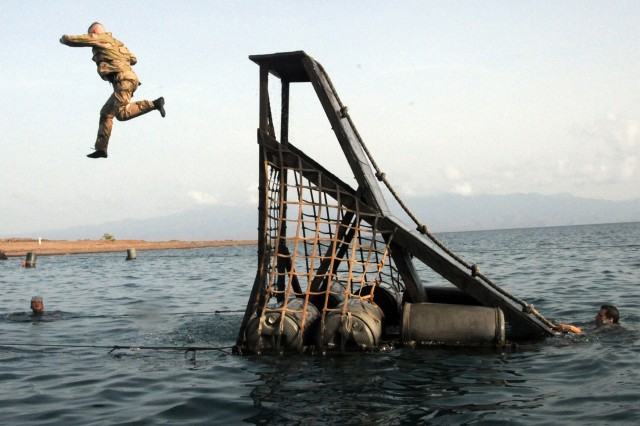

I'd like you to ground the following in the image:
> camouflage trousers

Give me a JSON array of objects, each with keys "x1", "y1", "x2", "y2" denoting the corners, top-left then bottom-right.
[{"x1": 94, "y1": 73, "x2": 155, "y2": 152}]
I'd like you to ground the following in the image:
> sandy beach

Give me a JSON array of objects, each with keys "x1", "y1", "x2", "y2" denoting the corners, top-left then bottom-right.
[{"x1": 0, "y1": 238, "x2": 256, "y2": 258}]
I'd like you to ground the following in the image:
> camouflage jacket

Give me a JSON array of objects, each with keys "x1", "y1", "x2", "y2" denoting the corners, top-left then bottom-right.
[{"x1": 60, "y1": 32, "x2": 137, "y2": 82}]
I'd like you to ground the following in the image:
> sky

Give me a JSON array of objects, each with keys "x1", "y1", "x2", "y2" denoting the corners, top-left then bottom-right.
[{"x1": 1, "y1": 1, "x2": 639, "y2": 237}]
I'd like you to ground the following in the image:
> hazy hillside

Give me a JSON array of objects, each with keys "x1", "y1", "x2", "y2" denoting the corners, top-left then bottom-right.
[
  {"x1": 27, "y1": 193, "x2": 640, "y2": 241},
  {"x1": 399, "y1": 193, "x2": 640, "y2": 232}
]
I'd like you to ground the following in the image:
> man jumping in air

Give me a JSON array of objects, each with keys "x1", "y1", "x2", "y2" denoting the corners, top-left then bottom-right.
[{"x1": 60, "y1": 22, "x2": 165, "y2": 159}]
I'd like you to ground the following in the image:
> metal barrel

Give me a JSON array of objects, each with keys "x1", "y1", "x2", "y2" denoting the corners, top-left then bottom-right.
[
  {"x1": 24, "y1": 252, "x2": 37, "y2": 268},
  {"x1": 246, "y1": 298, "x2": 319, "y2": 354},
  {"x1": 126, "y1": 248, "x2": 137, "y2": 260},
  {"x1": 309, "y1": 279, "x2": 346, "y2": 310},
  {"x1": 318, "y1": 298, "x2": 384, "y2": 351},
  {"x1": 358, "y1": 285, "x2": 401, "y2": 327},
  {"x1": 402, "y1": 303, "x2": 505, "y2": 347}
]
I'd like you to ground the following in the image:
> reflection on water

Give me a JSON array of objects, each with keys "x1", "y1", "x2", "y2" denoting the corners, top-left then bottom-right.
[
  {"x1": 246, "y1": 324, "x2": 638, "y2": 424},
  {"x1": 1, "y1": 224, "x2": 639, "y2": 424}
]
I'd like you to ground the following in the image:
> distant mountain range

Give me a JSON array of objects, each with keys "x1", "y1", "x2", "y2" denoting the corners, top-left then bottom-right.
[
  {"x1": 403, "y1": 193, "x2": 640, "y2": 233},
  {"x1": 33, "y1": 193, "x2": 640, "y2": 241}
]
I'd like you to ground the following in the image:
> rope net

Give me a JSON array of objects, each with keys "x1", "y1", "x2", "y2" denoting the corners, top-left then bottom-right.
[
  {"x1": 266, "y1": 166, "x2": 404, "y2": 304},
  {"x1": 248, "y1": 144, "x2": 405, "y2": 353}
]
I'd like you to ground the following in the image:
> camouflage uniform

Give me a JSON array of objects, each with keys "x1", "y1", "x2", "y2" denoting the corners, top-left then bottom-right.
[{"x1": 60, "y1": 32, "x2": 157, "y2": 153}]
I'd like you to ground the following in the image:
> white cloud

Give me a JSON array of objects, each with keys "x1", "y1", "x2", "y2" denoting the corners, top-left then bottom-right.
[
  {"x1": 452, "y1": 183, "x2": 473, "y2": 196},
  {"x1": 621, "y1": 155, "x2": 638, "y2": 180},
  {"x1": 602, "y1": 116, "x2": 639, "y2": 154},
  {"x1": 445, "y1": 166, "x2": 463, "y2": 180},
  {"x1": 442, "y1": 166, "x2": 473, "y2": 196},
  {"x1": 549, "y1": 115, "x2": 640, "y2": 196},
  {"x1": 246, "y1": 185, "x2": 260, "y2": 205},
  {"x1": 188, "y1": 191, "x2": 217, "y2": 206},
  {"x1": 622, "y1": 120, "x2": 639, "y2": 152}
]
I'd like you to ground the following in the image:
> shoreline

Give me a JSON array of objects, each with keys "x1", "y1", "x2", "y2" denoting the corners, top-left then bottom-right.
[{"x1": 0, "y1": 238, "x2": 257, "y2": 257}]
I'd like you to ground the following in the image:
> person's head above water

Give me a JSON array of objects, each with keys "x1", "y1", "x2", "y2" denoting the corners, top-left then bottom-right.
[
  {"x1": 30, "y1": 296, "x2": 44, "y2": 314},
  {"x1": 87, "y1": 22, "x2": 105, "y2": 35},
  {"x1": 595, "y1": 304, "x2": 619, "y2": 326}
]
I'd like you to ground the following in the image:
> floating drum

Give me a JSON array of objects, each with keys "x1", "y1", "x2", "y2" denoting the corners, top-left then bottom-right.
[
  {"x1": 309, "y1": 279, "x2": 346, "y2": 311},
  {"x1": 402, "y1": 303, "x2": 505, "y2": 347},
  {"x1": 126, "y1": 248, "x2": 137, "y2": 260},
  {"x1": 318, "y1": 299, "x2": 384, "y2": 351},
  {"x1": 358, "y1": 285, "x2": 401, "y2": 327},
  {"x1": 24, "y1": 252, "x2": 37, "y2": 268},
  {"x1": 246, "y1": 298, "x2": 319, "y2": 354}
]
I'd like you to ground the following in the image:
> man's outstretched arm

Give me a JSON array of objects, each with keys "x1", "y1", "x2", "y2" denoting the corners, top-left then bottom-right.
[{"x1": 60, "y1": 33, "x2": 99, "y2": 47}]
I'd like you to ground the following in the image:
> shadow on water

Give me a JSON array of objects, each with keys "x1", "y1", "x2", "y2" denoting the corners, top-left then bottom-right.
[
  {"x1": 241, "y1": 324, "x2": 638, "y2": 425},
  {"x1": 244, "y1": 349, "x2": 539, "y2": 424}
]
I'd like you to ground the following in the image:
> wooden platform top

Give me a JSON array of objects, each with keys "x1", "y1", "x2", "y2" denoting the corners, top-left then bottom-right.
[{"x1": 249, "y1": 50, "x2": 312, "y2": 82}]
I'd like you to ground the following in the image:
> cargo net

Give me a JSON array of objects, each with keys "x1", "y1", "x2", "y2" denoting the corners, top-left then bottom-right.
[{"x1": 246, "y1": 161, "x2": 405, "y2": 354}]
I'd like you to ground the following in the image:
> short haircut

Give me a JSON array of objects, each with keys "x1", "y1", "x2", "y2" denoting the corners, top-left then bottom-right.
[
  {"x1": 601, "y1": 305, "x2": 619, "y2": 323},
  {"x1": 88, "y1": 22, "x2": 103, "y2": 33}
]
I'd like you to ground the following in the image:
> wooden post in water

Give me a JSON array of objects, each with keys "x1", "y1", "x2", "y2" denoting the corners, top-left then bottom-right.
[
  {"x1": 24, "y1": 252, "x2": 37, "y2": 268},
  {"x1": 126, "y1": 248, "x2": 137, "y2": 260}
]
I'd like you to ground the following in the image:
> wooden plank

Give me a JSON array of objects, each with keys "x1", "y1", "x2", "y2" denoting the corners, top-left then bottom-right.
[
  {"x1": 301, "y1": 56, "x2": 391, "y2": 216},
  {"x1": 388, "y1": 242, "x2": 426, "y2": 303},
  {"x1": 249, "y1": 51, "x2": 310, "y2": 82},
  {"x1": 281, "y1": 81, "x2": 290, "y2": 144},
  {"x1": 234, "y1": 131, "x2": 271, "y2": 352},
  {"x1": 258, "y1": 66, "x2": 269, "y2": 133}
]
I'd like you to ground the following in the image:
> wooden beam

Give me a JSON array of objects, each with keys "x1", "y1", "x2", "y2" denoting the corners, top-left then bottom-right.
[{"x1": 301, "y1": 56, "x2": 390, "y2": 216}]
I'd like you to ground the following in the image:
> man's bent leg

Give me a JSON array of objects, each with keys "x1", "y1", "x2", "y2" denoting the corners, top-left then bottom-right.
[
  {"x1": 95, "y1": 95, "x2": 117, "y2": 152},
  {"x1": 116, "y1": 100, "x2": 156, "y2": 121},
  {"x1": 113, "y1": 80, "x2": 156, "y2": 121}
]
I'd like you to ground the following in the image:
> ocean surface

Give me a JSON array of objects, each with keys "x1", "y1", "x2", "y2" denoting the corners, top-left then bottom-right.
[{"x1": 1, "y1": 222, "x2": 639, "y2": 425}]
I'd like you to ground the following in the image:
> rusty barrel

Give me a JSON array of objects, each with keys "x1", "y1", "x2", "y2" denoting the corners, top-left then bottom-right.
[
  {"x1": 402, "y1": 303, "x2": 505, "y2": 347},
  {"x1": 126, "y1": 248, "x2": 137, "y2": 260},
  {"x1": 318, "y1": 298, "x2": 385, "y2": 351},
  {"x1": 309, "y1": 279, "x2": 346, "y2": 311},
  {"x1": 246, "y1": 298, "x2": 319, "y2": 354},
  {"x1": 24, "y1": 252, "x2": 37, "y2": 268},
  {"x1": 358, "y1": 284, "x2": 401, "y2": 327}
]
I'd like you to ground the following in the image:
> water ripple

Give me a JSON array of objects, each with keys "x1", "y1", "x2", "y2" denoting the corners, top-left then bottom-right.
[{"x1": 1, "y1": 226, "x2": 640, "y2": 424}]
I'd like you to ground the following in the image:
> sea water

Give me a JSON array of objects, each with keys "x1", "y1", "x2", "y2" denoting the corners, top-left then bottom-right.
[{"x1": 1, "y1": 222, "x2": 639, "y2": 424}]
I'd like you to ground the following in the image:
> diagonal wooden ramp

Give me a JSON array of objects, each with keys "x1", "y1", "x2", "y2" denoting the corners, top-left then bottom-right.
[{"x1": 235, "y1": 51, "x2": 554, "y2": 354}]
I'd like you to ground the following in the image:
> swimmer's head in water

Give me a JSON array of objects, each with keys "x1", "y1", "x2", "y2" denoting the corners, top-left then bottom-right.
[
  {"x1": 595, "y1": 305, "x2": 619, "y2": 326},
  {"x1": 31, "y1": 296, "x2": 44, "y2": 314}
]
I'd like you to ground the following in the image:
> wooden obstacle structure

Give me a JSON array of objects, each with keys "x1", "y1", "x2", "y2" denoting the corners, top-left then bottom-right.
[{"x1": 234, "y1": 51, "x2": 554, "y2": 355}]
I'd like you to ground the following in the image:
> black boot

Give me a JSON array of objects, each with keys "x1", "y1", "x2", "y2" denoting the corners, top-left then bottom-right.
[
  {"x1": 154, "y1": 97, "x2": 166, "y2": 118},
  {"x1": 87, "y1": 150, "x2": 108, "y2": 159}
]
